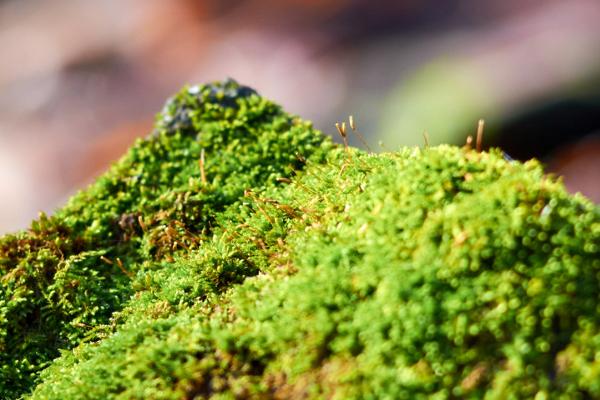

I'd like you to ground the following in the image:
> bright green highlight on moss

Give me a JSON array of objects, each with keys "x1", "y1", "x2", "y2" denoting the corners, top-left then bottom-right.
[{"x1": 2, "y1": 80, "x2": 599, "y2": 399}]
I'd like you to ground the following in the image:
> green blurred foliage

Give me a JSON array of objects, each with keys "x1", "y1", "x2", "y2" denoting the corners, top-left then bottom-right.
[{"x1": 379, "y1": 61, "x2": 496, "y2": 147}]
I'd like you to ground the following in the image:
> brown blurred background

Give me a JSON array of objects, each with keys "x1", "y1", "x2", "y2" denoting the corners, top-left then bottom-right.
[{"x1": 1, "y1": 0, "x2": 599, "y2": 234}]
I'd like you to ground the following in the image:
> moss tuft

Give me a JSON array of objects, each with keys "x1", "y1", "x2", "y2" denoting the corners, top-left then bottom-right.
[{"x1": 1, "y1": 81, "x2": 598, "y2": 399}]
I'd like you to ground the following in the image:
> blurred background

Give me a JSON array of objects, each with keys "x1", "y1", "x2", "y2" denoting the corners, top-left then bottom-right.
[{"x1": 1, "y1": 0, "x2": 599, "y2": 234}]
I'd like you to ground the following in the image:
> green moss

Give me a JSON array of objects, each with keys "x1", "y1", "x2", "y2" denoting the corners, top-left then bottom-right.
[
  {"x1": 0, "y1": 79, "x2": 329, "y2": 398},
  {"x1": 2, "y1": 80, "x2": 599, "y2": 399}
]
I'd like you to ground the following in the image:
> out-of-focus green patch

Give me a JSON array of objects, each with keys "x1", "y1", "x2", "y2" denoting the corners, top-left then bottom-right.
[{"x1": 379, "y1": 61, "x2": 495, "y2": 148}]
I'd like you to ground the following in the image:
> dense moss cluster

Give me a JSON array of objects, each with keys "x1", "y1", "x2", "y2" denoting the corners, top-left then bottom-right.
[
  {"x1": 1, "y1": 80, "x2": 599, "y2": 399},
  {"x1": 0, "y1": 80, "x2": 329, "y2": 398}
]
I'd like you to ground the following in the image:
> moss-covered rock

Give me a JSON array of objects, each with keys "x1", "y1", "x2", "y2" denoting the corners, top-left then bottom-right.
[
  {"x1": 1, "y1": 80, "x2": 598, "y2": 399},
  {"x1": 0, "y1": 79, "x2": 329, "y2": 398}
]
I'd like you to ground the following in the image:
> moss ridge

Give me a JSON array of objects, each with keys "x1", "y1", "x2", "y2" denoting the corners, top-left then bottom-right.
[
  {"x1": 0, "y1": 79, "x2": 329, "y2": 398},
  {"x1": 2, "y1": 80, "x2": 599, "y2": 399},
  {"x1": 30, "y1": 146, "x2": 600, "y2": 399}
]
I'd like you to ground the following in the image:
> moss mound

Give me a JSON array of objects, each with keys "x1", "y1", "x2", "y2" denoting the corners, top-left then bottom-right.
[{"x1": 1, "y1": 80, "x2": 598, "y2": 399}]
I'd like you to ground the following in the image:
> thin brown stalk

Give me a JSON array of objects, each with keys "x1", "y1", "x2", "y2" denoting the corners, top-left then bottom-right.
[
  {"x1": 199, "y1": 149, "x2": 207, "y2": 184},
  {"x1": 423, "y1": 131, "x2": 430, "y2": 148},
  {"x1": 115, "y1": 257, "x2": 133, "y2": 278},
  {"x1": 348, "y1": 115, "x2": 372, "y2": 153},
  {"x1": 476, "y1": 119, "x2": 485, "y2": 153}
]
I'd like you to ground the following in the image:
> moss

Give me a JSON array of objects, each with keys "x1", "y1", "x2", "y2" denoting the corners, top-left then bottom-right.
[
  {"x1": 1, "y1": 80, "x2": 599, "y2": 399},
  {"x1": 0, "y1": 79, "x2": 329, "y2": 398}
]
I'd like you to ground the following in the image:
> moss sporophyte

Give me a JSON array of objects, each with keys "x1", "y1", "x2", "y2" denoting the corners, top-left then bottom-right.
[{"x1": 1, "y1": 79, "x2": 598, "y2": 399}]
